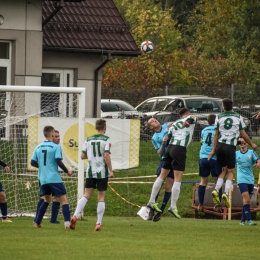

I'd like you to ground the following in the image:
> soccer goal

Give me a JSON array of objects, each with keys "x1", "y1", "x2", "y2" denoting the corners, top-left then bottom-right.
[{"x1": 0, "y1": 85, "x2": 85, "y2": 217}]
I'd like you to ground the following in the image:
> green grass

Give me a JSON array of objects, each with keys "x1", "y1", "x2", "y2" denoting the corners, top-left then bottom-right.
[{"x1": 2, "y1": 216, "x2": 260, "y2": 259}]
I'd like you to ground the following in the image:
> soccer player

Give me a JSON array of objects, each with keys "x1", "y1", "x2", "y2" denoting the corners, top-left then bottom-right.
[
  {"x1": 146, "y1": 118, "x2": 174, "y2": 222},
  {"x1": 236, "y1": 136, "x2": 260, "y2": 226},
  {"x1": 34, "y1": 130, "x2": 61, "y2": 224},
  {"x1": 0, "y1": 160, "x2": 11, "y2": 222},
  {"x1": 70, "y1": 119, "x2": 114, "y2": 231},
  {"x1": 208, "y1": 98, "x2": 257, "y2": 208},
  {"x1": 198, "y1": 114, "x2": 222, "y2": 214},
  {"x1": 31, "y1": 126, "x2": 73, "y2": 229},
  {"x1": 147, "y1": 108, "x2": 196, "y2": 219}
]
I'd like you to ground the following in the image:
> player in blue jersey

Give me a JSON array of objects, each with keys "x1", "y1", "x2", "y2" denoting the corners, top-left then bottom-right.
[
  {"x1": 31, "y1": 126, "x2": 73, "y2": 229},
  {"x1": 0, "y1": 160, "x2": 11, "y2": 222},
  {"x1": 146, "y1": 118, "x2": 174, "y2": 222},
  {"x1": 236, "y1": 136, "x2": 260, "y2": 226},
  {"x1": 198, "y1": 114, "x2": 222, "y2": 214},
  {"x1": 34, "y1": 130, "x2": 61, "y2": 224}
]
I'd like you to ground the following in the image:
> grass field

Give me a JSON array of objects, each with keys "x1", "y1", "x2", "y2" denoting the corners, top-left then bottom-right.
[{"x1": 2, "y1": 216, "x2": 260, "y2": 260}]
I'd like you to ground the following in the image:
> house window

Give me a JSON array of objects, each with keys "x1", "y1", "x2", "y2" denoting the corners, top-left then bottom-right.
[
  {"x1": 41, "y1": 69, "x2": 74, "y2": 117},
  {"x1": 0, "y1": 41, "x2": 11, "y2": 138}
]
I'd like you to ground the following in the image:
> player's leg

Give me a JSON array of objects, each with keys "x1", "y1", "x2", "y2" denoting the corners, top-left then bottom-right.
[
  {"x1": 50, "y1": 196, "x2": 60, "y2": 224},
  {"x1": 34, "y1": 181, "x2": 44, "y2": 223},
  {"x1": 0, "y1": 183, "x2": 12, "y2": 222}
]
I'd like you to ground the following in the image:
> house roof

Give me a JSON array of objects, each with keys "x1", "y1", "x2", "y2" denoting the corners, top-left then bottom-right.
[{"x1": 42, "y1": 0, "x2": 141, "y2": 57}]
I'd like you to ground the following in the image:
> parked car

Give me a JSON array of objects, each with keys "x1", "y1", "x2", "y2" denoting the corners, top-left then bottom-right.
[{"x1": 136, "y1": 95, "x2": 252, "y2": 141}]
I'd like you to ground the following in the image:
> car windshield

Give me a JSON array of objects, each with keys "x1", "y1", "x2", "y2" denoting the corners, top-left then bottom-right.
[
  {"x1": 186, "y1": 99, "x2": 222, "y2": 112},
  {"x1": 101, "y1": 101, "x2": 136, "y2": 112}
]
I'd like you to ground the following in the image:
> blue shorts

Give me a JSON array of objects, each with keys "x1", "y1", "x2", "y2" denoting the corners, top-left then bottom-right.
[
  {"x1": 156, "y1": 159, "x2": 174, "y2": 179},
  {"x1": 38, "y1": 181, "x2": 55, "y2": 197},
  {"x1": 199, "y1": 158, "x2": 222, "y2": 178},
  {"x1": 0, "y1": 182, "x2": 4, "y2": 192},
  {"x1": 238, "y1": 183, "x2": 254, "y2": 195},
  {"x1": 41, "y1": 183, "x2": 67, "y2": 197}
]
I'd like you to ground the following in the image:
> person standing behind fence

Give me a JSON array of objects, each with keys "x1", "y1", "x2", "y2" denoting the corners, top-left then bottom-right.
[
  {"x1": 31, "y1": 126, "x2": 73, "y2": 229},
  {"x1": 70, "y1": 119, "x2": 114, "y2": 231},
  {"x1": 147, "y1": 108, "x2": 196, "y2": 219},
  {"x1": 146, "y1": 118, "x2": 174, "y2": 222},
  {"x1": 0, "y1": 161, "x2": 11, "y2": 222},
  {"x1": 208, "y1": 98, "x2": 257, "y2": 209},
  {"x1": 236, "y1": 136, "x2": 260, "y2": 226},
  {"x1": 198, "y1": 114, "x2": 222, "y2": 214}
]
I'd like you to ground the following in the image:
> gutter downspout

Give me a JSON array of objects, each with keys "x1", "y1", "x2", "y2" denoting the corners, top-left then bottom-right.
[{"x1": 93, "y1": 53, "x2": 112, "y2": 117}]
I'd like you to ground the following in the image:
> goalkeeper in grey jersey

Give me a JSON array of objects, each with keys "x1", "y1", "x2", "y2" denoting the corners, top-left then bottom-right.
[
  {"x1": 147, "y1": 108, "x2": 196, "y2": 219},
  {"x1": 208, "y1": 98, "x2": 257, "y2": 209}
]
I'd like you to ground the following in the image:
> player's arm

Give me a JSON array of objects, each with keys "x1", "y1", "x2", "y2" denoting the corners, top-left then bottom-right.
[
  {"x1": 31, "y1": 160, "x2": 39, "y2": 168},
  {"x1": 104, "y1": 151, "x2": 114, "y2": 178},
  {"x1": 208, "y1": 129, "x2": 219, "y2": 160},
  {"x1": 81, "y1": 151, "x2": 88, "y2": 160},
  {"x1": 0, "y1": 160, "x2": 10, "y2": 172},
  {"x1": 157, "y1": 135, "x2": 169, "y2": 157},
  {"x1": 240, "y1": 130, "x2": 257, "y2": 149},
  {"x1": 56, "y1": 159, "x2": 72, "y2": 176}
]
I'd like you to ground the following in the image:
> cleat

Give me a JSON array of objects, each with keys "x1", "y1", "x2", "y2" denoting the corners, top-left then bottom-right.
[
  {"x1": 34, "y1": 223, "x2": 41, "y2": 228},
  {"x1": 240, "y1": 222, "x2": 246, "y2": 226},
  {"x1": 212, "y1": 189, "x2": 220, "y2": 207},
  {"x1": 69, "y1": 216, "x2": 77, "y2": 230},
  {"x1": 197, "y1": 204, "x2": 205, "y2": 216},
  {"x1": 153, "y1": 212, "x2": 162, "y2": 222},
  {"x1": 65, "y1": 225, "x2": 70, "y2": 229},
  {"x1": 213, "y1": 205, "x2": 223, "y2": 213},
  {"x1": 50, "y1": 220, "x2": 60, "y2": 224},
  {"x1": 147, "y1": 208, "x2": 154, "y2": 221},
  {"x1": 2, "y1": 217, "x2": 12, "y2": 222},
  {"x1": 168, "y1": 207, "x2": 181, "y2": 219},
  {"x1": 248, "y1": 220, "x2": 257, "y2": 226},
  {"x1": 94, "y1": 223, "x2": 101, "y2": 231},
  {"x1": 222, "y1": 193, "x2": 230, "y2": 208},
  {"x1": 147, "y1": 203, "x2": 162, "y2": 213}
]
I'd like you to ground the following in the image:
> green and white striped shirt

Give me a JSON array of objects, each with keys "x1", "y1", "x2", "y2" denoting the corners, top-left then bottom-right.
[
  {"x1": 82, "y1": 134, "x2": 111, "y2": 179},
  {"x1": 168, "y1": 115, "x2": 196, "y2": 147},
  {"x1": 215, "y1": 111, "x2": 246, "y2": 146}
]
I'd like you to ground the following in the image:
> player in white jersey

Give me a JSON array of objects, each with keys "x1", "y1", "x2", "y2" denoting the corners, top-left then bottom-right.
[
  {"x1": 147, "y1": 108, "x2": 196, "y2": 219},
  {"x1": 208, "y1": 98, "x2": 257, "y2": 208},
  {"x1": 70, "y1": 119, "x2": 114, "y2": 231}
]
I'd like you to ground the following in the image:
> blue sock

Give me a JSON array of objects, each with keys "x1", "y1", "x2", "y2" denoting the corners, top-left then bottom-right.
[
  {"x1": 35, "y1": 202, "x2": 49, "y2": 224},
  {"x1": 218, "y1": 187, "x2": 223, "y2": 202},
  {"x1": 50, "y1": 202, "x2": 60, "y2": 222},
  {"x1": 34, "y1": 198, "x2": 44, "y2": 222},
  {"x1": 198, "y1": 185, "x2": 206, "y2": 205},
  {"x1": 0, "y1": 202, "x2": 8, "y2": 218},
  {"x1": 160, "y1": 191, "x2": 171, "y2": 212},
  {"x1": 241, "y1": 207, "x2": 245, "y2": 222},
  {"x1": 244, "y1": 204, "x2": 252, "y2": 221},
  {"x1": 62, "y1": 204, "x2": 70, "y2": 222}
]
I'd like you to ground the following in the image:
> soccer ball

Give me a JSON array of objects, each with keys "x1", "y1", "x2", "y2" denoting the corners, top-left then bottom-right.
[{"x1": 141, "y1": 41, "x2": 154, "y2": 53}]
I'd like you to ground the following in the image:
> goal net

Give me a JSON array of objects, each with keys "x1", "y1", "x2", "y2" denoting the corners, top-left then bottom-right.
[{"x1": 0, "y1": 86, "x2": 85, "y2": 218}]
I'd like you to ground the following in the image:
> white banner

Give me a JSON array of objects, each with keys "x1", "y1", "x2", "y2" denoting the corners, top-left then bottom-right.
[{"x1": 27, "y1": 118, "x2": 140, "y2": 171}]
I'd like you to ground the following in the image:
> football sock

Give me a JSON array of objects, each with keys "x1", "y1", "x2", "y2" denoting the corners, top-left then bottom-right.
[
  {"x1": 62, "y1": 204, "x2": 70, "y2": 222},
  {"x1": 215, "y1": 178, "x2": 223, "y2": 192},
  {"x1": 97, "y1": 201, "x2": 105, "y2": 225},
  {"x1": 198, "y1": 185, "x2": 206, "y2": 205},
  {"x1": 74, "y1": 196, "x2": 88, "y2": 218},
  {"x1": 35, "y1": 201, "x2": 49, "y2": 224},
  {"x1": 51, "y1": 201, "x2": 60, "y2": 222},
  {"x1": 0, "y1": 202, "x2": 8, "y2": 218},
  {"x1": 171, "y1": 182, "x2": 181, "y2": 209},
  {"x1": 149, "y1": 177, "x2": 164, "y2": 204},
  {"x1": 160, "y1": 191, "x2": 171, "y2": 212},
  {"x1": 225, "y1": 180, "x2": 232, "y2": 195},
  {"x1": 241, "y1": 206, "x2": 246, "y2": 223},
  {"x1": 244, "y1": 204, "x2": 251, "y2": 221},
  {"x1": 34, "y1": 198, "x2": 44, "y2": 222}
]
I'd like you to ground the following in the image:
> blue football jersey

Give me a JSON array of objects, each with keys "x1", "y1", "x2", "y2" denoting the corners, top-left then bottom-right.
[
  {"x1": 151, "y1": 122, "x2": 169, "y2": 159},
  {"x1": 236, "y1": 149, "x2": 259, "y2": 184},
  {"x1": 200, "y1": 125, "x2": 217, "y2": 160},
  {"x1": 31, "y1": 141, "x2": 63, "y2": 185}
]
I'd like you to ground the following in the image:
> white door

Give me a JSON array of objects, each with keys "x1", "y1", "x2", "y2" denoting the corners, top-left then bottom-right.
[{"x1": 41, "y1": 69, "x2": 74, "y2": 117}]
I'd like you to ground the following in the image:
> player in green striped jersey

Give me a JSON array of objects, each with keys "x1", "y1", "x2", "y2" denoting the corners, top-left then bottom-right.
[{"x1": 208, "y1": 98, "x2": 257, "y2": 208}]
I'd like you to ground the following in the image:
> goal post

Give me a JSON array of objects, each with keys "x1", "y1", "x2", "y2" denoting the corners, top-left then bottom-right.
[{"x1": 0, "y1": 85, "x2": 85, "y2": 217}]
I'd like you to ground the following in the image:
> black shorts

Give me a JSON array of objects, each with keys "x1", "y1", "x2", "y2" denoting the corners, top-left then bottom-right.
[
  {"x1": 156, "y1": 158, "x2": 174, "y2": 179},
  {"x1": 216, "y1": 142, "x2": 236, "y2": 169},
  {"x1": 162, "y1": 145, "x2": 187, "y2": 172},
  {"x1": 85, "y1": 178, "x2": 108, "y2": 191}
]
